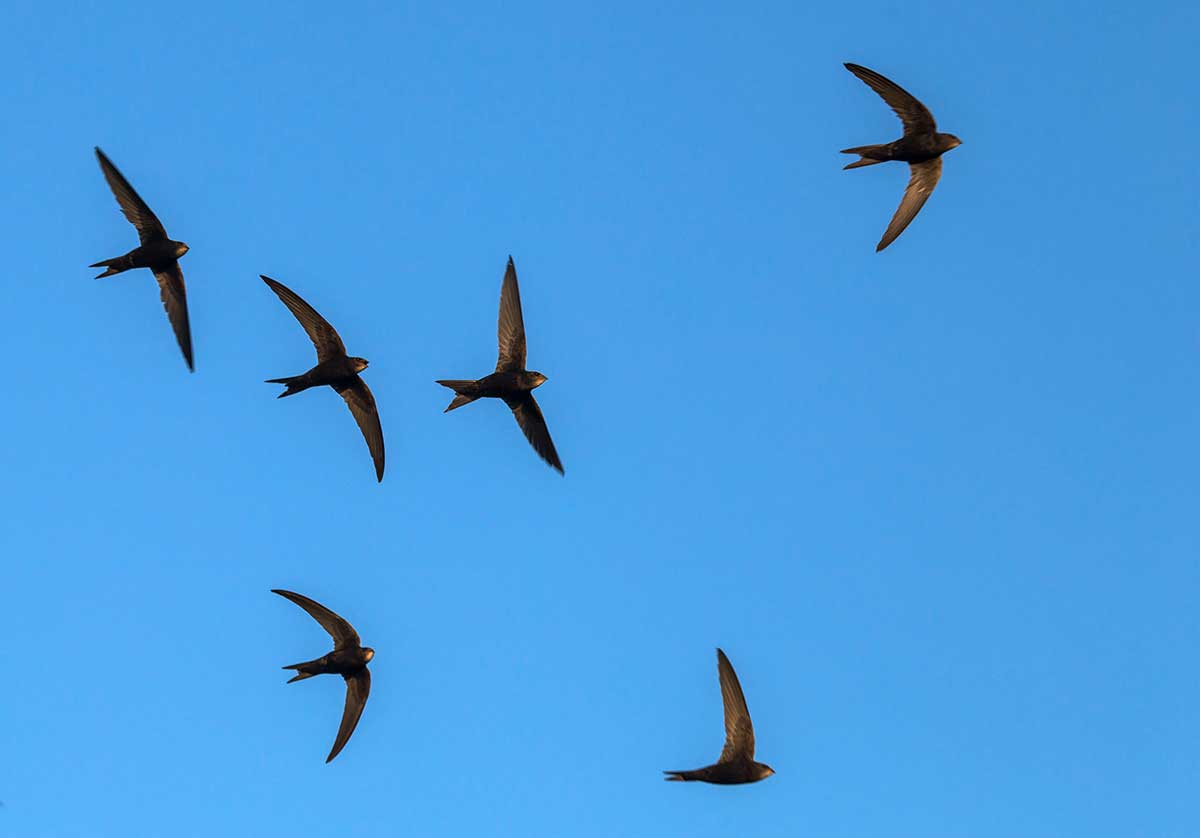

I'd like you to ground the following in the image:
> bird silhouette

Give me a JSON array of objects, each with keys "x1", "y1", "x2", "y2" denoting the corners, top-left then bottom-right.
[
  {"x1": 272, "y1": 589, "x2": 374, "y2": 763},
  {"x1": 261, "y1": 276, "x2": 385, "y2": 482},
  {"x1": 90, "y1": 147, "x2": 194, "y2": 370},
  {"x1": 664, "y1": 649, "x2": 775, "y2": 784},
  {"x1": 437, "y1": 256, "x2": 563, "y2": 473},
  {"x1": 841, "y1": 62, "x2": 962, "y2": 251}
]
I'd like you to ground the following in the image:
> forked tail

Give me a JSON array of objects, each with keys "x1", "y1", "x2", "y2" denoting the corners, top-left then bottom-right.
[
  {"x1": 265, "y1": 376, "x2": 307, "y2": 398},
  {"x1": 840, "y1": 143, "x2": 889, "y2": 169},
  {"x1": 283, "y1": 662, "x2": 319, "y2": 683},
  {"x1": 89, "y1": 254, "x2": 136, "y2": 278},
  {"x1": 436, "y1": 380, "x2": 480, "y2": 413},
  {"x1": 663, "y1": 770, "x2": 699, "y2": 782}
]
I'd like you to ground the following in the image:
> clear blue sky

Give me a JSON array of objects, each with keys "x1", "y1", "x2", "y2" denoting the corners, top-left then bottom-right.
[{"x1": 2, "y1": 2, "x2": 1197, "y2": 836}]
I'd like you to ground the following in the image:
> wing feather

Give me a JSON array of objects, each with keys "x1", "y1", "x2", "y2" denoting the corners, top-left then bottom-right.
[
  {"x1": 717, "y1": 648, "x2": 755, "y2": 763},
  {"x1": 495, "y1": 257, "x2": 527, "y2": 372},
  {"x1": 272, "y1": 589, "x2": 361, "y2": 650},
  {"x1": 94, "y1": 147, "x2": 168, "y2": 244},
  {"x1": 335, "y1": 377, "x2": 385, "y2": 482},
  {"x1": 261, "y1": 276, "x2": 347, "y2": 362},
  {"x1": 507, "y1": 394, "x2": 563, "y2": 474},
  {"x1": 876, "y1": 158, "x2": 942, "y2": 251},
  {"x1": 844, "y1": 63, "x2": 937, "y2": 135},
  {"x1": 328, "y1": 669, "x2": 371, "y2": 763},
  {"x1": 153, "y1": 262, "x2": 193, "y2": 371}
]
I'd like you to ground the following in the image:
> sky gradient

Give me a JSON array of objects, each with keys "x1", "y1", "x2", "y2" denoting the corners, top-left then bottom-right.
[{"x1": 2, "y1": 2, "x2": 1197, "y2": 836}]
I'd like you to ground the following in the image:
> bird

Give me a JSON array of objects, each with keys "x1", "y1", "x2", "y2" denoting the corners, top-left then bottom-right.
[
  {"x1": 90, "y1": 147, "x2": 194, "y2": 370},
  {"x1": 436, "y1": 256, "x2": 563, "y2": 474},
  {"x1": 260, "y1": 275, "x2": 385, "y2": 482},
  {"x1": 664, "y1": 648, "x2": 775, "y2": 784},
  {"x1": 841, "y1": 62, "x2": 962, "y2": 252},
  {"x1": 272, "y1": 589, "x2": 375, "y2": 763}
]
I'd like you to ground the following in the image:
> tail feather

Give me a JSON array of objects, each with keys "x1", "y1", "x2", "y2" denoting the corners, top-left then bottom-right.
[
  {"x1": 283, "y1": 664, "x2": 318, "y2": 684},
  {"x1": 266, "y1": 376, "x2": 306, "y2": 398},
  {"x1": 89, "y1": 255, "x2": 134, "y2": 278},
  {"x1": 663, "y1": 770, "x2": 694, "y2": 782},
  {"x1": 436, "y1": 379, "x2": 480, "y2": 413},
  {"x1": 840, "y1": 144, "x2": 889, "y2": 170}
]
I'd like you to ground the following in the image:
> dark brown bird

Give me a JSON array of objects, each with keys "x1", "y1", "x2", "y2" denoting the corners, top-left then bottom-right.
[
  {"x1": 90, "y1": 147, "x2": 194, "y2": 370},
  {"x1": 272, "y1": 589, "x2": 374, "y2": 764},
  {"x1": 841, "y1": 62, "x2": 962, "y2": 251},
  {"x1": 261, "y1": 275, "x2": 385, "y2": 482},
  {"x1": 664, "y1": 648, "x2": 775, "y2": 785},
  {"x1": 437, "y1": 256, "x2": 563, "y2": 474}
]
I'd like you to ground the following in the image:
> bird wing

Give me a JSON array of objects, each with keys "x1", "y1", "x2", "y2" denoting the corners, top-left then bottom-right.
[
  {"x1": 495, "y1": 257, "x2": 527, "y2": 372},
  {"x1": 271, "y1": 589, "x2": 361, "y2": 650},
  {"x1": 506, "y1": 393, "x2": 563, "y2": 474},
  {"x1": 260, "y1": 276, "x2": 347, "y2": 363},
  {"x1": 153, "y1": 262, "x2": 194, "y2": 371},
  {"x1": 844, "y1": 63, "x2": 937, "y2": 136},
  {"x1": 334, "y1": 377, "x2": 385, "y2": 483},
  {"x1": 327, "y1": 668, "x2": 371, "y2": 763},
  {"x1": 94, "y1": 147, "x2": 168, "y2": 244},
  {"x1": 716, "y1": 648, "x2": 755, "y2": 762},
  {"x1": 876, "y1": 158, "x2": 942, "y2": 252}
]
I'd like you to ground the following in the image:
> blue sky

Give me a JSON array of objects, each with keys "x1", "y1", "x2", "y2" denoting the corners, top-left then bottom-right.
[{"x1": 2, "y1": 1, "x2": 1197, "y2": 835}]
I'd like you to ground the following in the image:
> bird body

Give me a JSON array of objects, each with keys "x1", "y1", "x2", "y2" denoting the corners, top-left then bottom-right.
[
  {"x1": 437, "y1": 370, "x2": 548, "y2": 410},
  {"x1": 267, "y1": 355, "x2": 370, "y2": 398},
  {"x1": 284, "y1": 646, "x2": 375, "y2": 683},
  {"x1": 91, "y1": 238, "x2": 190, "y2": 278},
  {"x1": 841, "y1": 62, "x2": 961, "y2": 251},
  {"x1": 842, "y1": 131, "x2": 960, "y2": 166},
  {"x1": 663, "y1": 761, "x2": 775, "y2": 785}
]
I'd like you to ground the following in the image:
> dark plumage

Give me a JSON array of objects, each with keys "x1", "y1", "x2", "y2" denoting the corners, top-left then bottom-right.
[
  {"x1": 436, "y1": 256, "x2": 563, "y2": 474},
  {"x1": 261, "y1": 275, "x2": 385, "y2": 482},
  {"x1": 841, "y1": 62, "x2": 962, "y2": 251},
  {"x1": 272, "y1": 589, "x2": 374, "y2": 764},
  {"x1": 90, "y1": 147, "x2": 194, "y2": 370},
  {"x1": 664, "y1": 649, "x2": 775, "y2": 785}
]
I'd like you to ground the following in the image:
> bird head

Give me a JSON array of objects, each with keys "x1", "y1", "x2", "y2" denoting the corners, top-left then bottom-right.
[
  {"x1": 351, "y1": 357, "x2": 370, "y2": 373},
  {"x1": 175, "y1": 242, "x2": 190, "y2": 258},
  {"x1": 362, "y1": 647, "x2": 375, "y2": 662},
  {"x1": 528, "y1": 371, "x2": 548, "y2": 388},
  {"x1": 756, "y1": 763, "x2": 776, "y2": 780},
  {"x1": 942, "y1": 133, "x2": 963, "y2": 150}
]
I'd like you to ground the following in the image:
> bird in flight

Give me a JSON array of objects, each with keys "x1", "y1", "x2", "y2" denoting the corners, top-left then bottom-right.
[
  {"x1": 261, "y1": 276, "x2": 385, "y2": 482},
  {"x1": 90, "y1": 147, "x2": 194, "y2": 370},
  {"x1": 664, "y1": 648, "x2": 775, "y2": 784},
  {"x1": 841, "y1": 62, "x2": 962, "y2": 251},
  {"x1": 272, "y1": 589, "x2": 375, "y2": 763},
  {"x1": 437, "y1": 256, "x2": 563, "y2": 474}
]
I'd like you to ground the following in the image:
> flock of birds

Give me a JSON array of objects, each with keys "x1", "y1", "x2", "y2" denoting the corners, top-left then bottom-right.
[{"x1": 88, "y1": 62, "x2": 961, "y2": 779}]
